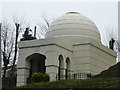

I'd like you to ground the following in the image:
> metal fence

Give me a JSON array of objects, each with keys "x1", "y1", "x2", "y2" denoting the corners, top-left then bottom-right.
[
  {"x1": 27, "y1": 73, "x2": 92, "y2": 84},
  {"x1": 56, "y1": 73, "x2": 92, "y2": 81}
]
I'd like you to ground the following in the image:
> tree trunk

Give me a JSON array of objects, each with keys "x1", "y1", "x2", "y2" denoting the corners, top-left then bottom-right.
[
  {"x1": 2, "y1": 51, "x2": 9, "y2": 77},
  {"x1": 3, "y1": 67, "x2": 7, "y2": 77},
  {"x1": 10, "y1": 23, "x2": 20, "y2": 77}
]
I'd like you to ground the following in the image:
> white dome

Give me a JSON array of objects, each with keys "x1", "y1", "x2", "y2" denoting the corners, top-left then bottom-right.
[{"x1": 45, "y1": 12, "x2": 100, "y2": 42}]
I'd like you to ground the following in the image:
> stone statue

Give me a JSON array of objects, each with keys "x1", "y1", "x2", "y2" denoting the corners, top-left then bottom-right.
[
  {"x1": 20, "y1": 27, "x2": 36, "y2": 41},
  {"x1": 109, "y1": 38, "x2": 115, "y2": 50}
]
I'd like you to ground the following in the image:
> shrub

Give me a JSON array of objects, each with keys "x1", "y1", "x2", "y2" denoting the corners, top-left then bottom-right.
[
  {"x1": 32, "y1": 72, "x2": 50, "y2": 83},
  {"x1": 32, "y1": 72, "x2": 43, "y2": 83},
  {"x1": 43, "y1": 73, "x2": 50, "y2": 82}
]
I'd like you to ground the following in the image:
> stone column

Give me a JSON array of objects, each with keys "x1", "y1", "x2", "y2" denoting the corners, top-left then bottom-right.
[
  {"x1": 17, "y1": 54, "x2": 29, "y2": 86},
  {"x1": 45, "y1": 51, "x2": 59, "y2": 81}
]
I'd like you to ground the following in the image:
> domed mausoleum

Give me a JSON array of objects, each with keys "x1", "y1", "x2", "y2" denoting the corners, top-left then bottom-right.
[
  {"x1": 46, "y1": 12, "x2": 100, "y2": 42},
  {"x1": 17, "y1": 12, "x2": 116, "y2": 86}
]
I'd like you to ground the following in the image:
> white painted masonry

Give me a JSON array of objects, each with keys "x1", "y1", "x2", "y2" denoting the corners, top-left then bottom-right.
[{"x1": 17, "y1": 12, "x2": 116, "y2": 86}]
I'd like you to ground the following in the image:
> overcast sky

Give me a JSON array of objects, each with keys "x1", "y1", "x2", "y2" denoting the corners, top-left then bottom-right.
[
  {"x1": 0, "y1": 2, "x2": 118, "y2": 45},
  {"x1": 0, "y1": 1, "x2": 119, "y2": 63}
]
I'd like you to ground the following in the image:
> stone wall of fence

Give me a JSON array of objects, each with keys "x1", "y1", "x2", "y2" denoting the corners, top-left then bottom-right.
[{"x1": 2, "y1": 77, "x2": 16, "y2": 89}]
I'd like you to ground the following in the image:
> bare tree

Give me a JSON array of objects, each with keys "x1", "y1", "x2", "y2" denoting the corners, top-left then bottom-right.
[
  {"x1": 113, "y1": 40, "x2": 120, "y2": 51},
  {"x1": 117, "y1": 41, "x2": 120, "y2": 52},
  {"x1": 102, "y1": 27, "x2": 119, "y2": 62},
  {"x1": 10, "y1": 14, "x2": 26, "y2": 77},
  {"x1": 1, "y1": 21, "x2": 14, "y2": 77},
  {"x1": 37, "y1": 12, "x2": 55, "y2": 38},
  {"x1": 102, "y1": 28, "x2": 117, "y2": 49}
]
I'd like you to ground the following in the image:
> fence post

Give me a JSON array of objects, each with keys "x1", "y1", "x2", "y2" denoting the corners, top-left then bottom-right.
[
  {"x1": 56, "y1": 74, "x2": 58, "y2": 81},
  {"x1": 58, "y1": 67, "x2": 60, "y2": 80},
  {"x1": 65, "y1": 69, "x2": 67, "y2": 79},
  {"x1": 73, "y1": 73, "x2": 75, "y2": 79}
]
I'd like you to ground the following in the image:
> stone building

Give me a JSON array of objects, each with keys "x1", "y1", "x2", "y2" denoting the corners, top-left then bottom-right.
[{"x1": 17, "y1": 12, "x2": 116, "y2": 86}]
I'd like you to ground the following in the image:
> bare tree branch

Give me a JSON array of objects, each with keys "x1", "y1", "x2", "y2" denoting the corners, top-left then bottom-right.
[
  {"x1": 115, "y1": 40, "x2": 120, "y2": 52},
  {"x1": 102, "y1": 27, "x2": 117, "y2": 47},
  {"x1": 37, "y1": 12, "x2": 56, "y2": 38},
  {"x1": 1, "y1": 21, "x2": 14, "y2": 77}
]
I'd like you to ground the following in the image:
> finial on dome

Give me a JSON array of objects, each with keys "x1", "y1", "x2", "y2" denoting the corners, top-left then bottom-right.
[{"x1": 66, "y1": 12, "x2": 80, "y2": 14}]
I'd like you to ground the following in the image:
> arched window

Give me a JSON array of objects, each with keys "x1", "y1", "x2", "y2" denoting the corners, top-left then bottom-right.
[
  {"x1": 58, "y1": 54, "x2": 64, "y2": 80},
  {"x1": 66, "y1": 57, "x2": 70, "y2": 79}
]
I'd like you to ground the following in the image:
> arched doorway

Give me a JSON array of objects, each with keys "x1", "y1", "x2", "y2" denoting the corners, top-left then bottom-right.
[
  {"x1": 66, "y1": 57, "x2": 70, "y2": 79},
  {"x1": 26, "y1": 53, "x2": 46, "y2": 77},
  {"x1": 58, "y1": 54, "x2": 64, "y2": 80}
]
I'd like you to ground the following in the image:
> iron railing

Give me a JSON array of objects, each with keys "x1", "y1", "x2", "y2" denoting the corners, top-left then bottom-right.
[{"x1": 56, "y1": 73, "x2": 92, "y2": 81}]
